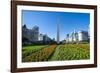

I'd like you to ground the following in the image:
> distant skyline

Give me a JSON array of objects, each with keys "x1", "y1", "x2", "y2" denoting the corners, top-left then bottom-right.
[{"x1": 22, "y1": 10, "x2": 90, "y2": 41}]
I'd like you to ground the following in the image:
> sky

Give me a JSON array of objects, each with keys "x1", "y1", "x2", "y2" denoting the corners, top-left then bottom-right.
[{"x1": 22, "y1": 10, "x2": 90, "y2": 41}]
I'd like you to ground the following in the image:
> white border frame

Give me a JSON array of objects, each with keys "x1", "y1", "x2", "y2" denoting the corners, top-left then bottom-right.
[{"x1": 17, "y1": 5, "x2": 94, "y2": 68}]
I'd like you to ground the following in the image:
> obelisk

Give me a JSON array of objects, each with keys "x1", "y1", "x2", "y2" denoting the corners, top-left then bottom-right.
[{"x1": 57, "y1": 19, "x2": 60, "y2": 44}]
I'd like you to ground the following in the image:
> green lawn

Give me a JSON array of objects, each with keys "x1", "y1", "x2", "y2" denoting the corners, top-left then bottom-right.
[
  {"x1": 22, "y1": 45, "x2": 57, "y2": 62},
  {"x1": 49, "y1": 44, "x2": 90, "y2": 61},
  {"x1": 22, "y1": 45, "x2": 48, "y2": 58},
  {"x1": 22, "y1": 44, "x2": 90, "y2": 62}
]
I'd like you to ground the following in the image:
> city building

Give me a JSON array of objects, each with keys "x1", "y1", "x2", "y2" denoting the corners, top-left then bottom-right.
[
  {"x1": 66, "y1": 30, "x2": 89, "y2": 43},
  {"x1": 22, "y1": 24, "x2": 52, "y2": 44},
  {"x1": 39, "y1": 34, "x2": 44, "y2": 41},
  {"x1": 43, "y1": 34, "x2": 51, "y2": 42},
  {"x1": 32, "y1": 25, "x2": 39, "y2": 42},
  {"x1": 78, "y1": 31, "x2": 89, "y2": 42},
  {"x1": 22, "y1": 24, "x2": 39, "y2": 43},
  {"x1": 39, "y1": 34, "x2": 51, "y2": 41}
]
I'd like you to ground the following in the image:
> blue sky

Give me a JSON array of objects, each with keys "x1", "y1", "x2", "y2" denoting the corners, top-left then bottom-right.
[{"x1": 22, "y1": 10, "x2": 90, "y2": 41}]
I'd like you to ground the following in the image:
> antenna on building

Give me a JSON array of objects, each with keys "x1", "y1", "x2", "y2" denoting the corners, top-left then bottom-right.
[{"x1": 74, "y1": 29, "x2": 76, "y2": 33}]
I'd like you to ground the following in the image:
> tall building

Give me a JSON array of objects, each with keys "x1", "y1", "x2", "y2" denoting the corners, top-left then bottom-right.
[
  {"x1": 43, "y1": 34, "x2": 51, "y2": 42},
  {"x1": 78, "y1": 31, "x2": 88, "y2": 41},
  {"x1": 73, "y1": 30, "x2": 78, "y2": 42},
  {"x1": 66, "y1": 30, "x2": 89, "y2": 43},
  {"x1": 88, "y1": 24, "x2": 90, "y2": 37},
  {"x1": 22, "y1": 24, "x2": 39, "y2": 43},
  {"x1": 88, "y1": 24, "x2": 90, "y2": 42},
  {"x1": 39, "y1": 34, "x2": 44, "y2": 41},
  {"x1": 66, "y1": 34, "x2": 69, "y2": 43},
  {"x1": 32, "y1": 25, "x2": 39, "y2": 42},
  {"x1": 57, "y1": 19, "x2": 60, "y2": 44}
]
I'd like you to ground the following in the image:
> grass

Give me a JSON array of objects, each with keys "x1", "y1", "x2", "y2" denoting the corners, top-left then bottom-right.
[
  {"x1": 22, "y1": 45, "x2": 57, "y2": 62},
  {"x1": 22, "y1": 45, "x2": 48, "y2": 58},
  {"x1": 50, "y1": 44, "x2": 90, "y2": 61},
  {"x1": 22, "y1": 44, "x2": 90, "y2": 62}
]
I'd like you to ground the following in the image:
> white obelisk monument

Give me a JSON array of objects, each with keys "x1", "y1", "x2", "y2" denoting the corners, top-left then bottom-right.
[{"x1": 57, "y1": 19, "x2": 60, "y2": 44}]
